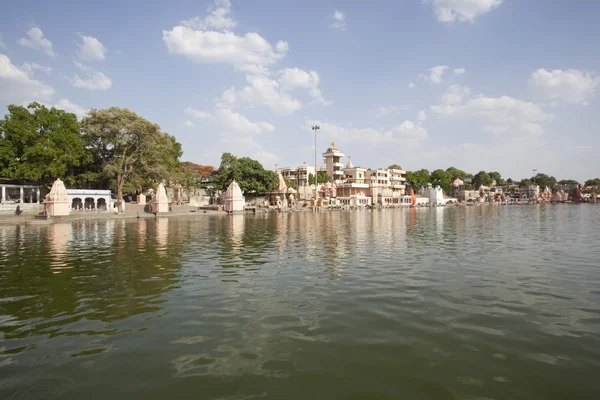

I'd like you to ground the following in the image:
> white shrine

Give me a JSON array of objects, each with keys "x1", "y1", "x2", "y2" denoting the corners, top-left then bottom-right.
[
  {"x1": 151, "y1": 183, "x2": 170, "y2": 213},
  {"x1": 44, "y1": 179, "x2": 70, "y2": 217},
  {"x1": 223, "y1": 180, "x2": 244, "y2": 212}
]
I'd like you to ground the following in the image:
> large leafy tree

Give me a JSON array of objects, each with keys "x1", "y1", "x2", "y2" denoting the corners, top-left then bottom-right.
[
  {"x1": 405, "y1": 169, "x2": 430, "y2": 189},
  {"x1": 559, "y1": 179, "x2": 580, "y2": 186},
  {"x1": 445, "y1": 166, "x2": 472, "y2": 181},
  {"x1": 81, "y1": 107, "x2": 182, "y2": 211},
  {"x1": 430, "y1": 169, "x2": 452, "y2": 194},
  {"x1": 584, "y1": 178, "x2": 600, "y2": 186},
  {"x1": 488, "y1": 171, "x2": 503, "y2": 185},
  {"x1": 0, "y1": 103, "x2": 86, "y2": 185},
  {"x1": 530, "y1": 173, "x2": 557, "y2": 188},
  {"x1": 179, "y1": 162, "x2": 216, "y2": 188},
  {"x1": 308, "y1": 171, "x2": 329, "y2": 185},
  {"x1": 387, "y1": 164, "x2": 402, "y2": 170},
  {"x1": 472, "y1": 171, "x2": 492, "y2": 189},
  {"x1": 214, "y1": 153, "x2": 278, "y2": 194}
]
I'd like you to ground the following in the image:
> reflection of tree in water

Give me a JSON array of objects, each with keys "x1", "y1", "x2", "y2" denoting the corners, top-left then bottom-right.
[{"x1": 0, "y1": 218, "x2": 187, "y2": 340}]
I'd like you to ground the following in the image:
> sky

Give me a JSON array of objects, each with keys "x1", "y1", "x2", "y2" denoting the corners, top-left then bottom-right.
[{"x1": 1, "y1": 0, "x2": 599, "y2": 182}]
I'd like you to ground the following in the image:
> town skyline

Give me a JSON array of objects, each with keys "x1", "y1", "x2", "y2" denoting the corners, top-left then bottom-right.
[{"x1": 1, "y1": 0, "x2": 599, "y2": 182}]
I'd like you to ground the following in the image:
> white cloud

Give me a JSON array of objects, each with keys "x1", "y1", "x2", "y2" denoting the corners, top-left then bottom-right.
[
  {"x1": 182, "y1": 120, "x2": 195, "y2": 127},
  {"x1": 441, "y1": 84, "x2": 471, "y2": 105},
  {"x1": 184, "y1": 107, "x2": 211, "y2": 119},
  {"x1": 278, "y1": 68, "x2": 329, "y2": 105},
  {"x1": 0, "y1": 54, "x2": 55, "y2": 102},
  {"x1": 408, "y1": 81, "x2": 416, "y2": 89},
  {"x1": 77, "y1": 34, "x2": 107, "y2": 61},
  {"x1": 17, "y1": 27, "x2": 55, "y2": 56},
  {"x1": 70, "y1": 61, "x2": 112, "y2": 90},
  {"x1": 418, "y1": 110, "x2": 427, "y2": 122},
  {"x1": 375, "y1": 104, "x2": 407, "y2": 118},
  {"x1": 527, "y1": 68, "x2": 600, "y2": 105},
  {"x1": 425, "y1": 0, "x2": 503, "y2": 23},
  {"x1": 252, "y1": 150, "x2": 279, "y2": 168},
  {"x1": 305, "y1": 119, "x2": 427, "y2": 147},
  {"x1": 423, "y1": 65, "x2": 448, "y2": 84},
  {"x1": 54, "y1": 98, "x2": 89, "y2": 119},
  {"x1": 453, "y1": 68, "x2": 466, "y2": 75},
  {"x1": 21, "y1": 62, "x2": 52, "y2": 77},
  {"x1": 431, "y1": 95, "x2": 553, "y2": 137},
  {"x1": 162, "y1": 27, "x2": 288, "y2": 71},
  {"x1": 0, "y1": 39, "x2": 6, "y2": 50},
  {"x1": 329, "y1": 10, "x2": 347, "y2": 31},
  {"x1": 182, "y1": 0, "x2": 237, "y2": 31}
]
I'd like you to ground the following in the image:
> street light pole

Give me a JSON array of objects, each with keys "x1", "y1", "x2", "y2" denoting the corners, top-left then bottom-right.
[{"x1": 312, "y1": 125, "x2": 320, "y2": 205}]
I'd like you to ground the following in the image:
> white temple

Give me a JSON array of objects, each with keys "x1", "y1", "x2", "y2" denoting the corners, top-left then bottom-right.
[
  {"x1": 224, "y1": 180, "x2": 244, "y2": 212},
  {"x1": 44, "y1": 179, "x2": 70, "y2": 217},
  {"x1": 151, "y1": 183, "x2": 170, "y2": 213}
]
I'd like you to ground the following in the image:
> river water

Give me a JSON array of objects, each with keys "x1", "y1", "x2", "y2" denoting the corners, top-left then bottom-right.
[{"x1": 1, "y1": 205, "x2": 599, "y2": 399}]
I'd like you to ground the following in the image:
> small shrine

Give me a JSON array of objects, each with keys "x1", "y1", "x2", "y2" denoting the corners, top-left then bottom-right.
[
  {"x1": 224, "y1": 180, "x2": 244, "y2": 212},
  {"x1": 151, "y1": 183, "x2": 169, "y2": 213},
  {"x1": 270, "y1": 170, "x2": 297, "y2": 207},
  {"x1": 44, "y1": 179, "x2": 70, "y2": 217}
]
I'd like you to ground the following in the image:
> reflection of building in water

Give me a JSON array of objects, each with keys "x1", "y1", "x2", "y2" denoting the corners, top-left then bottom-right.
[
  {"x1": 435, "y1": 206, "x2": 444, "y2": 235},
  {"x1": 137, "y1": 218, "x2": 147, "y2": 250},
  {"x1": 228, "y1": 214, "x2": 245, "y2": 248},
  {"x1": 49, "y1": 223, "x2": 71, "y2": 272},
  {"x1": 156, "y1": 217, "x2": 169, "y2": 254}
]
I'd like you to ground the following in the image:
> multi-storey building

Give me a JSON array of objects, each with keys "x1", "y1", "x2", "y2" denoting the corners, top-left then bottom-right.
[{"x1": 322, "y1": 145, "x2": 345, "y2": 185}]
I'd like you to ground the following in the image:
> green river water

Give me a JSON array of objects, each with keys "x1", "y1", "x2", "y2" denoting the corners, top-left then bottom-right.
[{"x1": 1, "y1": 205, "x2": 599, "y2": 399}]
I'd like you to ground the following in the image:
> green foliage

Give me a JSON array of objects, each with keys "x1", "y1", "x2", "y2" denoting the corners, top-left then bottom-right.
[
  {"x1": 284, "y1": 178, "x2": 298, "y2": 190},
  {"x1": 0, "y1": 102, "x2": 86, "y2": 185},
  {"x1": 472, "y1": 171, "x2": 492, "y2": 188},
  {"x1": 405, "y1": 169, "x2": 430, "y2": 189},
  {"x1": 559, "y1": 179, "x2": 580, "y2": 186},
  {"x1": 387, "y1": 164, "x2": 402, "y2": 170},
  {"x1": 430, "y1": 169, "x2": 452, "y2": 194},
  {"x1": 81, "y1": 107, "x2": 182, "y2": 209},
  {"x1": 214, "y1": 153, "x2": 278, "y2": 194},
  {"x1": 488, "y1": 171, "x2": 503, "y2": 185},
  {"x1": 179, "y1": 162, "x2": 216, "y2": 188},
  {"x1": 506, "y1": 178, "x2": 513, "y2": 184},
  {"x1": 585, "y1": 178, "x2": 600, "y2": 186},
  {"x1": 308, "y1": 171, "x2": 329, "y2": 185},
  {"x1": 530, "y1": 173, "x2": 557, "y2": 188},
  {"x1": 445, "y1": 166, "x2": 472, "y2": 181},
  {"x1": 519, "y1": 178, "x2": 532, "y2": 187}
]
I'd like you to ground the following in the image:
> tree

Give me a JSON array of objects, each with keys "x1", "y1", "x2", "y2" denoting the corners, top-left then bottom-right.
[
  {"x1": 445, "y1": 166, "x2": 472, "y2": 181},
  {"x1": 585, "y1": 178, "x2": 600, "y2": 186},
  {"x1": 0, "y1": 103, "x2": 86, "y2": 185},
  {"x1": 214, "y1": 153, "x2": 278, "y2": 194},
  {"x1": 519, "y1": 178, "x2": 532, "y2": 187},
  {"x1": 308, "y1": 171, "x2": 329, "y2": 185},
  {"x1": 430, "y1": 169, "x2": 452, "y2": 194},
  {"x1": 559, "y1": 179, "x2": 580, "y2": 186},
  {"x1": 472, "y1": 171, "x2": 492, "y2": 189},
  {"x1": 81, "y1": 107, "x2": 182, "y2": 212},
  {"x1": 530, "y1": 173, "x2": 556, "y2": 188},
  {"x1": 284, "y1": 178, "x2": 298, "y2": 190},
  {"x1": 405, "y1": 169, "x2": 430, "y2": 189},
  {"x1": 387, "y1": 164, "x2": 402, "y2": 170},
  {"x1": 506, "y1": 178, "x2": 513, "y2": 184},
  {"x1": 179, "y1": 162, "x2": 216, "y2": 188},
  {"x1": 488, "y1": 171, "x2": 503, "y2": 185}
]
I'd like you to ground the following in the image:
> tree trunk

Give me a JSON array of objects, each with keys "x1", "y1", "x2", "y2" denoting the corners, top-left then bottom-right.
[{"x1": 117, "y1": 172, "x2": 123, "y2": 213}]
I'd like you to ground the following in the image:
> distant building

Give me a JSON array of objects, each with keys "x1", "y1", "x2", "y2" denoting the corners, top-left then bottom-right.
[{"x1": 322, "y1": 145, "x2": 345, "y2": 185}]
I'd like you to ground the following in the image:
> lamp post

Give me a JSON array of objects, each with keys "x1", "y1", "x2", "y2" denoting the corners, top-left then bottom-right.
[{"x1": 312, "y1": 125, "x2": 320, "y2": 204}]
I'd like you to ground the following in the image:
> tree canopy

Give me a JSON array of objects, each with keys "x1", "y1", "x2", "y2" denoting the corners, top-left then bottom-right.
[
  {"x1": 308, "y1": 171, "x2": 329, "y2": 185},
  {"x1": 179, "y1": 162, "x2": 216, "y2": 188},
  {"x1": 214, "y1": 153, "x2": 278, "y2": 194},
  {"x1": 530, "y1": 173, "x2": 557, "y2": 188},
  {"x1": 430, "y1": 169, "x2": 452, "y2": 194},
  {"x1": 488, "y1": 171, "x2": 503, "y2": 185},
  {"x1": 387, "y1": 164, "x2": 402, "y2": 170},
  {"x1": 0, "y1": 103, "x2": 86, "y2": 186},
  {"x1": 405, "y1": 169, "x2": 430, "y2": 189},
  {"x1": 81, "y1": 107, "x2": 182, "y2": 210},
  {"x1": 472, "y1": 171, "x2": 492, "y2": 188},
  {"x1": 445, "y1": 166, "x2": 472, "y2": 181},
  {"x1": 585, "y1": 178, "x2": 600, "y2": 186}
]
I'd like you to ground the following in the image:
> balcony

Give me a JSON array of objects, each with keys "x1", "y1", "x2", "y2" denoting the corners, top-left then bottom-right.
[
  {"x1": 333, "y1": 170, "x2": 344, "y2": 175},
  {"x1": 333, "y1": 162, "x2": 344, "y2": 168}
]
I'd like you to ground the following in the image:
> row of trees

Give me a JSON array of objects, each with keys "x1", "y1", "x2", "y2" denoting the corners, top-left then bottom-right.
[
  {"x1": 403, "y1": 166, "x2": 592, "y2": 195},
  {"x1": 0, "y1": 103, "x2": 184, "y2": 210}
]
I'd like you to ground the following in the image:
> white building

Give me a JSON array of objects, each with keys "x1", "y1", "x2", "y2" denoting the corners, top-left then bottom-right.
[
  {"x1": 322, "y1": 145, "x2": 345, "y2": 185},
  {"x1": 67, "y1": 189, "x2": 116, "y2": 212}
]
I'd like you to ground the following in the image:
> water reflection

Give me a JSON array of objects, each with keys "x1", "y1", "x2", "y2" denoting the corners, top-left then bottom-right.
[{"x1": 1, "y1": 208, "x2": 600, "y2": 400}]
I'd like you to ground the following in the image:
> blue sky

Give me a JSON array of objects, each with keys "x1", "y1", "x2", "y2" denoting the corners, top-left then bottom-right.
[{"x1": 1, "y1": 0, "x2": 599, "y2": 181}]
